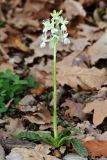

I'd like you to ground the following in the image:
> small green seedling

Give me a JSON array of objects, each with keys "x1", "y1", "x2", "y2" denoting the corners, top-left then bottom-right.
[
  {"x1": 0, "y1": 70, "x2": 39, "y2": 113},
  {"x1": 17, "y1": 10, "x2": 88, "y2": 157},
  {"x1": 0, "y1": 20, "x2": 6, "y2": 28}
]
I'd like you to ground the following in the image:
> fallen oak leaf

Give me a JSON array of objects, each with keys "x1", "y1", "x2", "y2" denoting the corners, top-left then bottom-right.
[
  {"x1": 6, "y1": 144, "x2": 60, "y2": 160},
  {"x1": 57, "y1": 66, "x2": 107, "y2": 91},
  {"x1": 5, "y1": 118, "x2": 25, "y2": 134},
  {"x1": 29, "y1": 59, "x2": 53, "y2": 74},
  {"x1": 24, "y1": 104, "x2": 52, "y2": 125},
  {"x1": 83, "y1": 140, "x2": 107, "y2": 158},
  {"x1": 0, "y1": 28, "x2": 8, "y2": 42},
  {"x1": 14, "y1": 37, "x2": 30, "y2": 52},
  {"x1": 60, "y1": 0, "x2": 86, "y2": 20},
  {"x1": 77, "y1": 23, "x2": 103, "y2": 42},
  {"x1": 5, "y1": 35, "x2": 30, "y2": 52},
  {"x1": 61, "y1": 99, "x2": 87, "y2": 120},
  {"x1": 30, "y1": 69, "x2": 53, "y2": 87},
  {"x1": 83, "y1": 99, "x2": 107, "y2": 126},
  {"x1": 26, "y1": 36, "x2": 71, "y2": 64},
  {"x1": 8, "y1": 13, "x2": 40, "y2": 29},
  {"x1": 16, "y1": 95, "x2": 37, "y2": 112},
  {"x1": 87, "y1": 31, "x2": 107, "y2": 65}
]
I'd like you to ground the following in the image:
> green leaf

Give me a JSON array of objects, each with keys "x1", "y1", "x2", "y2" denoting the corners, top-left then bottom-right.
[
  {"x1": 17, "y1": 131, "x2": 54, "y2": 145},
  {"x1": 0, "y1": 107, "x2": 7, "y2": 113},
  {"x1": 58, "y1": 127, "x2": 81, "y2": 139},
  {"x1": 0, "y1": 20, "x2": 6, "y2": 28},
  {"x1": 0, "y1": 97, "x2": 7, "y2": 113},
  {"x1": 0, "y1": 70, "x2": 39, "y2": 114},
  {"x1": 57, "y1": 136, "x2": 74, "y2": 147},
  {"x1": 26, "y1": 76, "x2": 39, "y2": 88},
  {"x1": 71, "y1": 139, "x2": 88, "y2": 157},
  {"x1": 57, "y1": 136, "x2": 88, "y2": 157}
]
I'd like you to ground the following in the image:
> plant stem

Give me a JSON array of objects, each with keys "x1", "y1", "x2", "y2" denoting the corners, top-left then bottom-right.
[{"x1": 53, "y1": 43, "x2": 58, "y2": 139}]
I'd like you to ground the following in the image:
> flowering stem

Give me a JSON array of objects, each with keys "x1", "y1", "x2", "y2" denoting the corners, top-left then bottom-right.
[{"x1": 53, "y1": 42, "x2": 58, "y2": 140}]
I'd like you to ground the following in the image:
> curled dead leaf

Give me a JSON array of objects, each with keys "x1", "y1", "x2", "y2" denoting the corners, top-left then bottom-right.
[
  {"x1": 6, "y1": 144, "x2": 60, "y2": 160},
  {"x1": 57, "y1": 66, "x2": 107, "y2": 91},
  {"x1": 83, "y1": 99, "x2": 107, "y2": 126},
  {"x1": 8, "y1": 9, "x2": 40, "y2": 29},
  {"x1": 30, "y1": 84, "x2": 45, "y2": 96},
  {"x1": 24, "y1": 104, "x2": 52, "y2": 125},
  {"x1": 5, "y1": 35, "x2": 30, "y2": 52},
  {"x1": 61, "y1": 99, "x2": 87, "y2": 120},
  {"x1": 87, "y1": 31, "x2": 107, "y2": 65},
  {"x1": 5, "y1": 118, "x2": 25, "y2": 134},
  {"x1": 16, "y1": 95, "x2": 37, "y2": 112},
  {"x1": 60, "y1": 0, "x2": 86, "y2": 19}
]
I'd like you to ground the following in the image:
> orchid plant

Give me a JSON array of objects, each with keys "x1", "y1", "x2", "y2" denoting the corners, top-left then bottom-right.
[
  {"x1": 17, "y1": 10, "x2": 88, "y2": 157},
  {"x1": 40, "y1": 10, "x2": 70, "y2": 140}
]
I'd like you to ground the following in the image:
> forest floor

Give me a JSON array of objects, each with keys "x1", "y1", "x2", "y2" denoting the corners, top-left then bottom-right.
[{"x1": 1, "y1": 0, "x2": 107, "y2": 160}]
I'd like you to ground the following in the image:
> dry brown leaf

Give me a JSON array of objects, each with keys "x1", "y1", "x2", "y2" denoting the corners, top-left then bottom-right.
[
  {"x1": 30, "y1": 84, "x2": 45, "y2": 96},
  {"x1": 76, "y1": 121, "x2": 98, "y2": 141},
  {"x1": 0, "y1": 4, "x2": 5, "y2": 21},
  {"x1": 0, "y1": 28, "x2": 8, "y2": 42},
  {"x1": 0, "y1": 144, "x2": 5, "y2": 160},
  {"x1": 91, "y1": 87, "x2": 107, "y2": 101},
  {"x1": 57, "y1": 66, "x2": 107, "y2": 91},
  {"x1": 26, "y1": 37, "x2": 71, "y2": 64},
  {"x1": 24, "y1": 104, "x2": 52, "y2": 125},
  {"x1": 14, "y1": 38, "x2": 30, "y2": 52},
  {"x1": 39, "y1": 123, "x2": 53, "y2": 130},
  {"x1": 87, "y1": 31, "x2": 107, "y2": 65},
  {"x1": 6, "y1": 144, "x2": 60, "y2": 160},
  {"x1": 8, "y1": 0, "x2": 22, "y2": 8},
  {"x1": 57, "y1": 51, "x2": 89, "y2": 68},
  {"x1": 0, "y1": 44, "x2": 9, "y2": 60},
  {"x1": 83, "y1": 99, "x2": 107, "y2": 126},
  {"x1": 72, "y1": 37, "x2": 90, "y2": 53},
  {"x1": 5, "y1": 118, "x2": 25, "y2": 134},
  {"x1": 8, "y1": 15, "x2": 40, "y2": 29},
  {"x1": 60, "y1": 0, "x2": 86, "y2": 20},
  {"x1": 80, "y1": 0, "x2": 95, "y2": 6},
  {"x1": 23, "y1": 0, "x2": 45, "y2": 14},
  {"x1": 16, "y1": 95, "x2": 37, "y2": 112},
  {"x1": 84, "y1": 140, "x2": 107, "y2": 157},
  {"x1": 63, "y1": 154, "x2": 87, "y2": 160},
  {"x1": 96, "y1": 132, "x2": 107, "y2": 141},
  {"x1": 4, "y1": 35, "x2": 30, "y2": 52},
  {"x1": 29, "y1": 59, "x2": 53, "y2": 74},
  {"x1": 30, "y1": 67, "x2": 53, "y2": 87},
  {"x1": 0, "y1": 62, "x2": 14, "y2": 72},
  {"x1": 98, "y1": 158, "x2": 107, "y2": 160},
  {"x1": 78, "y1": 24, "x2": 103, "y2": 42},
  {"x1": 9, "y1": 55, "x2": 22, "y2": 64},
  {"x1": 61, "y1": 99, "x2": 87, "y2": 120},
  {"x1": 0, "y1": 129, "x2": 9, "y2": 139},
  {"x1": 29, "y1": 37, "x2": 53, "y2": 58}
]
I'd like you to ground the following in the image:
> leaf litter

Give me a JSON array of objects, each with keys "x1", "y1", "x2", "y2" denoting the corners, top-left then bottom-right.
[{"x1": 1, "y1": 0, "x2": 107, "y2": 159}]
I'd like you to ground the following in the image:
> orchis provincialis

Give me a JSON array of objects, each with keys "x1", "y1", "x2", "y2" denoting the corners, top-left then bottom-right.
[
  {"x1": 40, "y1": 10, "x2": 70, "y2": 48},
  {"x1": 40, "y1": 10, "x2": 70, "y2": 140},
  {"x1": 17, "y1": 10, "x2": 88, "y2": 157}
]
